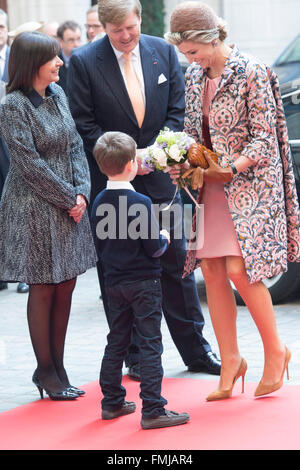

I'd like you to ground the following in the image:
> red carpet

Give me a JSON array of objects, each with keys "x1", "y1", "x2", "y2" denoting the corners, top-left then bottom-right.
[{"x1": 0, "y1": 376, "x2": 299, "y2": 450}]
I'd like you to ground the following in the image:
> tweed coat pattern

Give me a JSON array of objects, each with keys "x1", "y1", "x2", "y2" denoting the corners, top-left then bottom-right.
[
  {"x1": 183, "y1": 47, "x2": 300, "y2": 283},
  {"x1": 0, "y1": 84, "x2": 97, "y2": 284}
]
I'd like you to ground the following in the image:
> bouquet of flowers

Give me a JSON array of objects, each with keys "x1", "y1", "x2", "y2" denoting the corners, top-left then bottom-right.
[
  {"x1": 141, "y1": 127, "x2": 220, "y2": 191},
  {"x1": 141, "y1": 128, "x2": 195, "y2": 187}
]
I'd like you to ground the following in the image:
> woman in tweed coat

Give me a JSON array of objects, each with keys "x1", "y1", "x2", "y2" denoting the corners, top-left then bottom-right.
[
  {"x1": 166, "y1": 2, "x2": 300, "y2": 401},
  {"x1": 0, "y1": 32, "x2": 97, "y2": 400}
]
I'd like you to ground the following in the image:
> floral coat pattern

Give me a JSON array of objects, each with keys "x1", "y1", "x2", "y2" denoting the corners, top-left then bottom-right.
[{"x1": 183, "y1": 47, "x2": 300, "y2": 283}]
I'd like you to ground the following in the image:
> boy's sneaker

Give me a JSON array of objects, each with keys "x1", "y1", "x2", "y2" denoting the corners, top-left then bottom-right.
[
  {"x1": 102, "y1": 401, "x2": 136, "y2": 420},
  {"x1": 141, "y1": 409, "x2": 190, "y2": 429}
]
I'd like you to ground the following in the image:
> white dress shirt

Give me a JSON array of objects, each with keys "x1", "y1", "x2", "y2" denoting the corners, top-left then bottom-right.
[{"x1": 106, "y1": 180, "x2": 136, "y2": 191}]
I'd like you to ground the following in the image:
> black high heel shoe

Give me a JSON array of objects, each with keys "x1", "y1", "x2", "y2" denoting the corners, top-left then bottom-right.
[
  {"x1": 32, "y1": 372, "x2": 78, "y2": 401},
  {"x1": 66, "y1": 386, "x2": 85, "y2": 396}
]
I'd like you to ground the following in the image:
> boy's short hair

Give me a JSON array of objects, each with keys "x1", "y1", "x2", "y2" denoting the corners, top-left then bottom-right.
[{"x1": 93, "y1": 131, "x2": 137, "y2": 176}]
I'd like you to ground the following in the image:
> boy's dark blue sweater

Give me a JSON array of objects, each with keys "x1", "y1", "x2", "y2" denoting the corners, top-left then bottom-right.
[{"x1": 91, "y1": 188, "x2": 169, "y2": 286}]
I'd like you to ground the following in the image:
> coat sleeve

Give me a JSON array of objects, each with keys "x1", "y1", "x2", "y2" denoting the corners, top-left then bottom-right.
[
  {"x1": 67, "y1": 52, "x2": 104, "y2": 156},
  {"x1": 56, "y1": 86, "x2": 92, "y2": 203},
  {"x1": 0, "y1": 103, "x2": 77, "y2": 210},
  {"x1": 241, "y1": 63, "x2": 278, "y2": 164},
  {"x1": 141, "y1": 200, "x2": 169, "y2": 258},
  {"x1": 69, "y1": 129, "x2": 92, "y2": 203},
  {"x1": 0, "y1": 136, "x2": 10, "y2": 180},
  {"x1": 162, "y1": 45, "x2": 185, "y2": 133},
  {"x1": 183, "y1": 66, "x2": 202, "y2": 142}
]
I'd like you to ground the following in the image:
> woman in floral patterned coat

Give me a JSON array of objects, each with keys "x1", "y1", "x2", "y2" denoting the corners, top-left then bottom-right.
[{"x1": 166, "y1": 2, "x2": 300, "y2": 400}]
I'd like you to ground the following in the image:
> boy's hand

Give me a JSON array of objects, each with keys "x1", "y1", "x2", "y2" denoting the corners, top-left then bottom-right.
[{"x1": 136, "y1": 149, "x2": 151, "y2": 175}]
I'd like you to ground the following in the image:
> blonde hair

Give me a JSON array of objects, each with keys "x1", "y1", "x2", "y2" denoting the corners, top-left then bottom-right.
[
  {"x1": 97, "y1": 0, "x2": 142, "y2": 27},
  {"x1": 165, "y1": 1, "x2": 227, "y2": 45}
]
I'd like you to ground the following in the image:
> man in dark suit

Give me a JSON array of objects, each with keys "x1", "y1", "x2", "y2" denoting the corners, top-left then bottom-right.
[
  {"x1": 56, "y1": 21, "x2": 82, "y2": 94},
  {"x1": 68, "y1": 0, "x2": 220, "y2": 377}
]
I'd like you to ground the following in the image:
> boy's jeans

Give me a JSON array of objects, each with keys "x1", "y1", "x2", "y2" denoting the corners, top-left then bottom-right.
[{"x1": 100, "y1": 278, "x2": 167, "y2": 418}]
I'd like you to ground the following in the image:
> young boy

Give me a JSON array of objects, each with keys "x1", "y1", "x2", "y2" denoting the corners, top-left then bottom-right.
[{"x1": 91, "y1": 131, "x2": 190, "y2": 429}]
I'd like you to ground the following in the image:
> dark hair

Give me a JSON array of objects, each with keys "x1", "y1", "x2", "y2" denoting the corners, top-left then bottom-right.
[
  {"x1": 93, "y1": 131, "x2": 136, "y2": 176},
  {"x1": 7, "y1": 31, "x2": 60, "y2": 94},
  {"x1": 57, "y1": 20, "x2": 81, "y2": 40}
]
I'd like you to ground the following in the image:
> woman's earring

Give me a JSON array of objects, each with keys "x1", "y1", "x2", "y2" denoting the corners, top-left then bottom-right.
[{"x1": 212, "y1": 40, "x2": 218, "y2": 48}]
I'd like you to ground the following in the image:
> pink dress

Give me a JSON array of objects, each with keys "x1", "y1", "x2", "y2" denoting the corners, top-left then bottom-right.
[{"x1": 196, "y1": 76, "x2": 242, "y2": 259}]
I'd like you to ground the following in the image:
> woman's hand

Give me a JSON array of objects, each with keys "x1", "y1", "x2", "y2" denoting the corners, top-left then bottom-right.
[
  {"x1": 69, "y1": 194, "x2": 87, "y2": 223},
  {"x1": 204, "y1": 152, "x2": 233, "y2": 183}
]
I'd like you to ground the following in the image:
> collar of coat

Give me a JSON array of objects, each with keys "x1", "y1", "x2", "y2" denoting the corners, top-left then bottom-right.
[
  {"x1": 189, "y1": 46, "x2": 248, "y2": 90},
  {"x1": 25, "y1": 83, "x2": 57, "y2": 108}
]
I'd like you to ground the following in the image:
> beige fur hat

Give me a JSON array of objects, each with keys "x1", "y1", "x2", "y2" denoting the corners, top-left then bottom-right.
[
  {"x1": 170, "y1": 1, "x2": 219, "y2": 33},
  {"x1": 165, "y1": 2, "x2": 227, "y2": 45}
]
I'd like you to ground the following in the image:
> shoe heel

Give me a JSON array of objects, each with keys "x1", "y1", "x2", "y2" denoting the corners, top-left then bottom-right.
[
  {"x1": 206, "y1": 358, "x2": 247, "y2": 402},
  {"x1": 35, "y1": 383, "x2": 44, "y2": 399},
  {"x1": 240, "y1": 358, "x2": 247, "y2": 394},
  {"x1": 285, "y1": 346, "x2": 291, "y2": 380},
  {"x1": 32, "y1": 371, "x2": 44, "y2": 399},
  {"x1": 241, "y1": 373, "x2": 245, "y2": 393},
  {"x1": 254, "y1": 346, "x2": 291, "y2": 397}
]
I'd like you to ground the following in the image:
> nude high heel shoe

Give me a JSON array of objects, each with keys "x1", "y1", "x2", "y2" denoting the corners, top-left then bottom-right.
[
  {"x1": 206, "y1": 358, "x2": 247, "y2": 401},
  {"x1": 254, "y1": 346, "x2": 291, "y2": 397}
]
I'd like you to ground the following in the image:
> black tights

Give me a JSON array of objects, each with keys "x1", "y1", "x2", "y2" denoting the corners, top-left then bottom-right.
[{"x1": 27, "y1": 278, "x2": 77, "y2": 393}]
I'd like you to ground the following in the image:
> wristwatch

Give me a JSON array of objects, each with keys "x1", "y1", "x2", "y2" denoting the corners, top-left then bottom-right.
[{"x1": 229, "y1": 163, "x2": 238, "y2": 175}]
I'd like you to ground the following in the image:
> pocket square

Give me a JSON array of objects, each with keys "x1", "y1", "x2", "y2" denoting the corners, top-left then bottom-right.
[{"x1": 158, "y1": 73, "x2": 167, "y2": 84}]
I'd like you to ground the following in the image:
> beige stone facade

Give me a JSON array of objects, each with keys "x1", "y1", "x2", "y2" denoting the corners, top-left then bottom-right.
[{"x1": 4, "y1": 0, "x2": 300, "y2": 65}]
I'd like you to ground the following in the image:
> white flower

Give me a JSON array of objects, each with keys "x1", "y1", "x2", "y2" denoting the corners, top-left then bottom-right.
[
  {"x1": 168, "y1": 144, "x2": 182, "y2": 162},
  {"x1": 153, "y1": 147, "x2": 168, "y2": 167},
  {"x1": 162, "y1": 131, "x2": 173, "y2": 141}
]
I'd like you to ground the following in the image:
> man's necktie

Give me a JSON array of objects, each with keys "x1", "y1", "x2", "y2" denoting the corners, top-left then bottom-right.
[{"x1": 123, "y1": 52, "x2": 145, "y2": 128}]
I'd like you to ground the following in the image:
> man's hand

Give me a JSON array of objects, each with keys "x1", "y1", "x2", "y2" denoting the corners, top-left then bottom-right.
[{"x1": 168, "y1": 162, "x2": 190, "y2": 184}]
